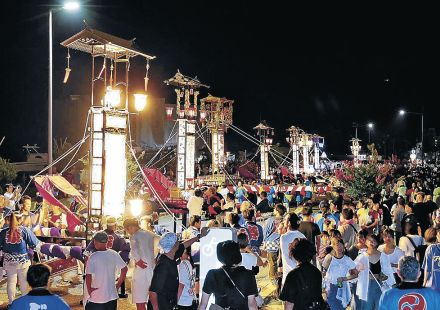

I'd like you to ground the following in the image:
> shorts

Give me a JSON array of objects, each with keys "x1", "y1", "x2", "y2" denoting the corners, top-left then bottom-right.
[{"x1": 132, "y1": 266, "x2": 153, "y2": 304}]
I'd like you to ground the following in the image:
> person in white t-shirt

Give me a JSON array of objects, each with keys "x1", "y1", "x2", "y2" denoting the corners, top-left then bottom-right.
[
  {"x1": 378, "y1": 229, "x2": 404, "y2": 274},
  {"x1": 398, "y1": 221, "x2": 424, "y2": 258},
  {"x1": 219, "y1": 184, "x2": 230, "y2": 201},
  {"x1": 280, "y1": 213, "x2": 306, "y2": 283},
  {"x1": 237, "y1": 232, "x2": 265, "y2": 270},
  {"x1": 85, "y1": 231, "x2": 128, "y2": 310},
  {"x1": 177, "y1": 247, "x2": 196, "y2": 309},
  {"x1": 124, "y1": 218, "x2": 159, "y2": 310},
  {"x1": 3, "y1": 184, "x2": 16, "y2": 209},
  {"x1": 187, "y1": 189, "x2": 204, "y2": 218}
]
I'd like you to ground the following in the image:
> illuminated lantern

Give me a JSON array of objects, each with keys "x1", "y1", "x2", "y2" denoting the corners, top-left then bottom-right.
[
  {"x1": 134, "y1": 93, "x2": 147, "y2": 112},
  {"x1": 165, "y1": 106, "x2": 174, "y2": 120},
  {"x1": 105, "y1": 86, "x2": 121, "y2": 108},
  {"x1": 188, "y1": 107, "x2": 196, "y2": 119},
  {"x1": 179, "y1": 110, "x2": 185, "y2": 118},
  {"x1": 200, "y1": 109, "x2": 207, "y2": 122},
  {"x1": 186, "y1": 178, "x2": 194, "y2": 189}
]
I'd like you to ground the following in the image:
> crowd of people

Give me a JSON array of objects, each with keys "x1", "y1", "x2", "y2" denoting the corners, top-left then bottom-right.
[{"x1": 1, "y1": 164, "x2": 440, "y2": 309}]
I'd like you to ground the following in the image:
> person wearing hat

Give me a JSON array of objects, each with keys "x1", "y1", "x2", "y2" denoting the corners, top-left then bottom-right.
[
  {"x1": 199, "y1": 240, "x2": 258, "y2": 310},
  {"x1": 149, "y1": 229, "x2": 207, "y2": 310},
  {"x1": 85, "y1": 231, "x2": 128, "y2": 310},
  {"x1": 84, "y1": 216, "x2": 130, "y2": 297},
  {"x1": 123, "y1": 218, "x2": 158, "y2": 310}
]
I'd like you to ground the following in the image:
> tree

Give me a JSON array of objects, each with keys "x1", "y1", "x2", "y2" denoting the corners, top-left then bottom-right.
[
  {"x1": 335, "y1": 144, "x2": 392, "y2": 199},
  {"x1": 0, "y1": 157, "x2": 17, "y2": 183}
]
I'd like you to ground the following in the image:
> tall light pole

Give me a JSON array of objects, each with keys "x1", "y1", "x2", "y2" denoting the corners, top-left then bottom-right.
[
  {"x1": 48, "y1": 1, "x2": 80, "y2": 174},
  {"x1": 367, "y1": 122, "x2": 373, "y2": 143},
  {"x1": 399, "y1": 109, "x2": 424, "y2": 162}
]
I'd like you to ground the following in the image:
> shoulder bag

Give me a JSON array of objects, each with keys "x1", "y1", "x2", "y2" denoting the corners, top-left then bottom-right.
[{"x1": 209, "y1": 267, "x2": 247, "y2": 310}]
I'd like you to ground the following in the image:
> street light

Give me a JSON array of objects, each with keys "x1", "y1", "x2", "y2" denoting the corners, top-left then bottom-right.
[
  {"x1": 367, "y1": 123, "x2": 374, "y2": 143},
  {"x1": 398, "y1": 108, "x2": 424, "y2": 162},
  {"x1": 48, "y1": 1, "x2": 80, "y2": 174},
  {"x1": 353, "y1": 122, "x2": 374, "y2": 143}
]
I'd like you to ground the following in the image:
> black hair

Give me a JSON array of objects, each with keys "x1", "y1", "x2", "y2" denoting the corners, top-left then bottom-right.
[
  {"x1": 342, "y1": 208, "x2": 354, "y2": 220},
  {"x1": 189, "y1": 215, "x2": 201, "y2": 227},
  {"x1": 405, "y1": 221, "x2": 419, "y2": 235},
  {"x1": 27, "y1": 264, "x2": 51, "y2": 288},
  {"x1": 260, "y1": 191, "x2": 267, "y2": 198},
  {"x1": 372, "y1": 193, "x2": 381, "y2": 204},
  {"x1": 230, "y1": 213, "x2": 240, "y2": 225},
  {"x1": 217, "y1": 240, "x2": 242, "y2": 266},
  {"x1": 358, "y1": 229, "x2": 369, "y2": 239},
  {"x1": 237, "y1": 232, "x2": 249, "y2": 249},
  {"x1": 275, "y1": 204, "x2": 286, "y2": 216},
  {"x1": 382, "y1": 228, "x2": 395, "y2": 239},
  {"x1": 329, "y1": 229, "x2": 342, "y2": 239},
  {"x1": 302, "y1": 205, "x2": 313, "y2": 216},
  {"x1": 242, "y1": 209, "x2": 255, "y2": 221},
  {"x1": 287, "y1": 213, "x2": 301, "y2": 230},
  {"x1": 194, "y1": 189, "x2": 203, "y2": 197},
  {"x1": 227, "y1": 192, "x2": 235, "y2": 201},
  {"x1": 368, "y1": 234, "x2": 381, "y2": 247},
  {"x1": 290, "y1": 238, "x2": 316, "y2": 263}
]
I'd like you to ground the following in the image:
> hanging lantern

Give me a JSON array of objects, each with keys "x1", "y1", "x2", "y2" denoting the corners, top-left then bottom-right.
[
  {"x1": 165, "y1": 106, "x2": 174, "y2": 120},
  {"x1": 186, "y1": 178, "x2": 194, "y2": 189},
  {"x1": 188, "y1": 107, "x2": 197, "y2": 119},
  {"x1": 200, "y1": 109, "x2": 207, "y2": 121},
  {"x1": 190, "y1": 88, "x2": 194, "y2": 95},
  {"x1": 134, "y1": 93, "x2": 147, "y2": 112}
]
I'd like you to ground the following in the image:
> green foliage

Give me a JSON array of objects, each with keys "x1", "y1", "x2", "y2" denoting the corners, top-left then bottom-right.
[
  {"x1": 0, "y1": 157, "x2": 17, "y2": 183},
  {"x1": 335, "y1": 145, "x2": 392, "y2": 200}
]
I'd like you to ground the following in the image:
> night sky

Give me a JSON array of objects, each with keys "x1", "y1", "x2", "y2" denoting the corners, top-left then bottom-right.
[{"x1": 1, "y1": 1, "x2": 439, "y2": 161}]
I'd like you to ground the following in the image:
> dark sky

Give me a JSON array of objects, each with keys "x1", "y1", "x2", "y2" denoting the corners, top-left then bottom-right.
[{"x1": 1, "y1": 1, "x2": 439, "y2": 161}]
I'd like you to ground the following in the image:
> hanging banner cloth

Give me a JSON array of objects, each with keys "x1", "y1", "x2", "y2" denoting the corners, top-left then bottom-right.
[{"x1": 34, "y1": 176, "x2": 84, "y2": 231}]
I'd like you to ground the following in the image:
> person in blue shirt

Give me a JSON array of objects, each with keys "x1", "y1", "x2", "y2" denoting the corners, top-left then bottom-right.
[
  {"x1": 0, "y1": 212, "x2": 40, "y2": 304},
  {"x1": 10, "y1": 263, "x2": 70, "y2": 309},
  {"x1": 423, "y1": 230, "x2": 440, "y2": 291},
  {"x1": 379, "y1": 256, "x2": 440, "y2": 310}
]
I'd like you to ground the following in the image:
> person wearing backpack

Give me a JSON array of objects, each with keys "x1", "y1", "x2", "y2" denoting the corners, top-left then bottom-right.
[{"x1": 398, "y1": 221, "x2": 424, "y2": 259}]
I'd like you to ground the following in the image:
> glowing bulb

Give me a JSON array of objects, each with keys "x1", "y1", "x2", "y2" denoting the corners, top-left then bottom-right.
[
  {"x1": 129, "y1": 199, "x2": 143, "y2": 217},
  {"x1": 134, "y1": 94, "x2": 147, "y2": 112},
  {"x1": 63, "y1": 1, "x2": 80, "y2": 11}
]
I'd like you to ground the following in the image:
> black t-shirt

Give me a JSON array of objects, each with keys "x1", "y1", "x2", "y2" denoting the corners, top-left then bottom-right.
[
  {"x1": 149, "y1": 244, "x2": 185, "y2": 309},
  {"x1": 203, "y1": 266, "x2": 258, "y2": 310},
  {"x1": 279, "y1": 262, "x2": 324, "y2": 308},
  {"x1": 298, "y1": 221, "x2": 321, "y2": 246},
  {"x1": 413, "y1": 202, "x2": 432, "y2": 232}
]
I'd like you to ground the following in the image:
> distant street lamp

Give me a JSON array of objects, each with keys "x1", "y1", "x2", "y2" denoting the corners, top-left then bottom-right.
[
  {"x1": 48, "y1": 1, "x2": 80, "y2": 174},
  {"x1": 367, "y1": 122, "x2": 374, "y2": 143},
  {"x1": 398, "y1": 109, "x2": 424, "y2": 162},
  {"x1": 353, "y1": 122, "x2": 374, "y2": 144}
]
